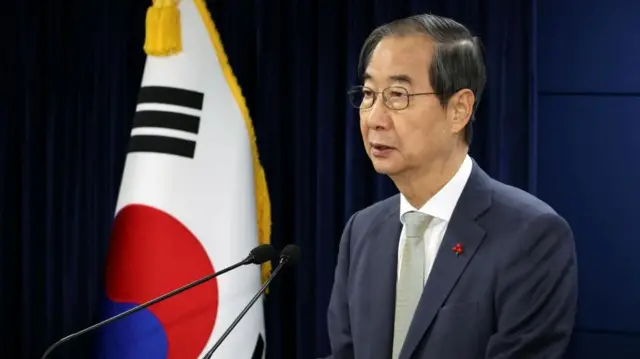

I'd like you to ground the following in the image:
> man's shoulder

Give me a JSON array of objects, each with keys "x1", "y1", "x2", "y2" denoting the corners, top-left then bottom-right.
[
  {"x1": 348, "y1": 194, "x2": 399, "y2": 228},
  {"x1": 485, "y1": 176, "x2": 569, "y2": 230}
]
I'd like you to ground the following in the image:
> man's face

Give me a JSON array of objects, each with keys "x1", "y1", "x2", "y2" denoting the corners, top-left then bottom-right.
[{"x1": 359, "y1": 34, "x2": 464, "y2": 177}]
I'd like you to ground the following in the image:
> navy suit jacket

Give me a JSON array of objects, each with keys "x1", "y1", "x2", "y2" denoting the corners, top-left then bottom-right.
[{"x1": 325, "y1": 161, "x2": 578, "y2": 359}]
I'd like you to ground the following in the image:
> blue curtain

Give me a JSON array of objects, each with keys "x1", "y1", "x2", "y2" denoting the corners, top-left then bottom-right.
[
  {"x1": 1, "y1": 1, "x2": 146, "y2": 358},
  {"x1": 1, "y1": 0, "x2": 538, "y2": 358}
]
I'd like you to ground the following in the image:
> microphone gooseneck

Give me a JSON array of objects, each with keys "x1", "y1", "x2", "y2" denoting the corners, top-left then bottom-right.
[
  {"x1": 202, "y1": 244, "x2": 301, "y2": 359},
  {"x1": 40, "y1": 244, "x2": 276, "y2": 359}
]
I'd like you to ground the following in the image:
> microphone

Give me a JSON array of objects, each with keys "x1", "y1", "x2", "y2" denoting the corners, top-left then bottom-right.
[
  {"x1": 40, "y1": 244, "x2": 277, "y2": 359},
  {"x1": 202, "y1": 244, "x2": 301, "y2": 359}
]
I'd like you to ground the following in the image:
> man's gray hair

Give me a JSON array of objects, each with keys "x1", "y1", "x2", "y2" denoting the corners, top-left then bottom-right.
[{"x1": 358, "y1": 14, "x2": 486, "y2": 144}]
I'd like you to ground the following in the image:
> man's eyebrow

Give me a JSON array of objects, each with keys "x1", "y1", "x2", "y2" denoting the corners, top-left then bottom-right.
[
  {"x1": 388, "y1": 74, "x2": 413, "y2": 85},
  {"x1": 362, "y1": 72, "x2": 413, "y2": 85}
]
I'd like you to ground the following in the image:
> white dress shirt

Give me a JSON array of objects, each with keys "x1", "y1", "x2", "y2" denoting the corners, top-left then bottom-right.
[{"x1": 397, "y1": 154, "x2": 473, "y2": 284}]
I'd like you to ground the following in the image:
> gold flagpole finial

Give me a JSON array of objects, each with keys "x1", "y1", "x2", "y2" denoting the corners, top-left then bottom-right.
[{"x1": 144, "y1": 0, "x2": 182, "y2": 56}]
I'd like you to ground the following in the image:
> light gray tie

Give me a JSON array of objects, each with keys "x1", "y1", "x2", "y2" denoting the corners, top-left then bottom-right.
[{"x1": 392, "y1": 211, "x2": 431, "y2": 359}]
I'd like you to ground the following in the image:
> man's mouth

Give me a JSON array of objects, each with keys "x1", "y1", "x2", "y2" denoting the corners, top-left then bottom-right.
[
  {"x1": 370, "y1": 143, "x2": 393, "y2": 151},
  {"x1": 370, "y1": 142, "x2": 394, "y2": 157}
]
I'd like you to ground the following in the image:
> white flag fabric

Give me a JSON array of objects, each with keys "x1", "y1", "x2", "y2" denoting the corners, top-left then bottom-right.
[{"x1": 97, "y1": 0, "x2": 271, "y2": 358}]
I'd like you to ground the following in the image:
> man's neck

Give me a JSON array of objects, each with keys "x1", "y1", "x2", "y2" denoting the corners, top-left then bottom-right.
[{"x1": 392, "y1": 148, "x2": 468, "y2": 209}]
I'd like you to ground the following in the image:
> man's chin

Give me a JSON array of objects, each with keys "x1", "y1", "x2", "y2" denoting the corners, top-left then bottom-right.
[{"x1": 370, "y1": 160, "x2": 401, "y2": 176}]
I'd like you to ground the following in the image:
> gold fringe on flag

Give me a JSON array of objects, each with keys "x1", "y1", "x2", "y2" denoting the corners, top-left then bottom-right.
[
  {"x1": 193, "y1": 0, "x2": 273, "y2": 289},
  {"x1": 144, "y1": 0, "x2": 182, "y2": 56}
]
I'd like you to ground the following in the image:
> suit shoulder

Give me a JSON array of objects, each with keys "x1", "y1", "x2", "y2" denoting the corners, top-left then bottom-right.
[
  {"x1": 488, "y1": 178, "x2": 569, "y2": 228},
  {"x1": 348, "y1": 194, "x2": 399, "y2": 228},
  {"x1": 483, "y1": 178, "x2": 575, "y2": 270}
]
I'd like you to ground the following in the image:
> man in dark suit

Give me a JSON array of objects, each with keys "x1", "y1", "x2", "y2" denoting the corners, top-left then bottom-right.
[{"x1": 325, "y1": 14, "x2": 578, "y2": 359}]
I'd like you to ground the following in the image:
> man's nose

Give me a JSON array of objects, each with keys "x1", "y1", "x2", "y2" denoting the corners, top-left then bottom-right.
[{"x1": 365, "y1": 99, "x2": 391, "y2": 130}]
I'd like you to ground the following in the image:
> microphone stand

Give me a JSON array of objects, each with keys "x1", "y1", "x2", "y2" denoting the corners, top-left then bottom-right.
[
  {"x1": 201, "y1": 255, "x2": 291, "y2": 359},
  {"x1": 41, "y1": 257, "x2": 251, "y2": 359}
]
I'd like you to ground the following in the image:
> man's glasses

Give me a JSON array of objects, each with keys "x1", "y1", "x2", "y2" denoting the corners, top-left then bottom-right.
[{"x1": 347, "y1": 85, "x2": 437, "y2": 110}]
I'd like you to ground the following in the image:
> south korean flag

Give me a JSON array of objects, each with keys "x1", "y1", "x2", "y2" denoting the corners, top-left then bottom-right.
[{"x1": 97, "y1": 0, "x2": 270, "y2": 358}]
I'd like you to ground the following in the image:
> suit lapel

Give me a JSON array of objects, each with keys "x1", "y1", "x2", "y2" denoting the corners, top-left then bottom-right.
[
  {"x1": 399, "y1": 163, "x2": 492, "y2": 359},
  {"x1": 366, "y1": 202, "x2": 402, "y2": 359}
]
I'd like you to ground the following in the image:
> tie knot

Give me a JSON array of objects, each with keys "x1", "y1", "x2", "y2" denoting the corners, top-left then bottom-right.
[{"x1": 401, "y1": 211, "x2": 431, "y2": 238}]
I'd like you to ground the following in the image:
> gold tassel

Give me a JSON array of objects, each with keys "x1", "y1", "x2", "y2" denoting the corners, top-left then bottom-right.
[{"x1": 144, "y1": 0, "x2": 182, "y2": 56}]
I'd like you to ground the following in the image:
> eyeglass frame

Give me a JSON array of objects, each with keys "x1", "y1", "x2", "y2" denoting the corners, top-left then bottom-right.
[{"x1": 347, "y1": 85, "x2": 439, "y2": 110}]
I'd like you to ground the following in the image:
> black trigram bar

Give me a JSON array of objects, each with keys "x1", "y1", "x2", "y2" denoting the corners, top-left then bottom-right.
[
  {"x1": 133, "y1": 110, "x2": 200, "y2": 134},
  {"x1": 252, "y1": 334, "x2": 265, "y2": 359},
  {"x1": 138, "y1": 86, "x2": 204, "y2": 110},
  {"x1": 128, "y1": 135, "x2": 196, "y2": 158}
]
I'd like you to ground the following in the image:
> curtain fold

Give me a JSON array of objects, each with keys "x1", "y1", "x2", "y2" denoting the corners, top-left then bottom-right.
[
  {"x1": 2, "y1": 1, "x2": 147, "y2": 358},
  {"x1": 1, "y1": 0, "x2": 536, "y2": 358}
]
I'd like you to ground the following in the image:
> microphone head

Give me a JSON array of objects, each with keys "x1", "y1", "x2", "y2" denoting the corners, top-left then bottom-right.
[
  {"x1": 249, "y1": 244, "x2": 277, "y2": 265},
  {"x1": 280, "y1": 244, "x2": 301, "y2": 266}
]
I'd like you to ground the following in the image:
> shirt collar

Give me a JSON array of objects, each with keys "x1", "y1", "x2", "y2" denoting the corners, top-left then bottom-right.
[{"x1": 400, "y1": 154, "x2": 473, "y2": 222}]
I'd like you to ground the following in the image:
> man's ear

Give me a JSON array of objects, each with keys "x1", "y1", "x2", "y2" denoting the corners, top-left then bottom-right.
[{"x1": 448, "y1": 89, "x2": 475, "y2": 136}]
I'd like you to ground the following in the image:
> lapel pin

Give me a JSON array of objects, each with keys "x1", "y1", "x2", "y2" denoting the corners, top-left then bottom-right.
[{"x1": 452, "y1": 243, "x2": 463, "y2": 257}]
